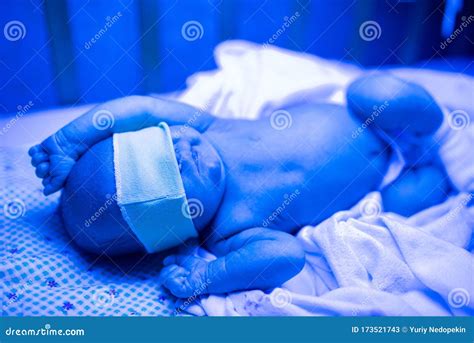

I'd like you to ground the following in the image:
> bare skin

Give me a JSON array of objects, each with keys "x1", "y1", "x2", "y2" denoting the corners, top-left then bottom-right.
[{"x1": 29, "y1": 73, "x2": 448, "y2": 297}]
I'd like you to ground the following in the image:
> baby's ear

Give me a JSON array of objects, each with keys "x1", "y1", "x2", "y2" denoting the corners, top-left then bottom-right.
[
  {"x1": 346, "y1": 73, "x2": 444, "y2": 136},
  {"x1": 60, "y1": 138, "x2": 143, "y2": 255}
]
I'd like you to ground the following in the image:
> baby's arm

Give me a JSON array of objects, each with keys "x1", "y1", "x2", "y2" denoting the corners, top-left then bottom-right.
[
  {"x1": 29, "y1": 95, "x2": 215, "y2": 195},
  {"x1": 160, "y1": 228, "x2": 305, "y2": 297}
]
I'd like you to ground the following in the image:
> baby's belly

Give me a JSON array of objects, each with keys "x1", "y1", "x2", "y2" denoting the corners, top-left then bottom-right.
[{"x1": 208, "y1": 104, "x2": 390, "y2": 241}]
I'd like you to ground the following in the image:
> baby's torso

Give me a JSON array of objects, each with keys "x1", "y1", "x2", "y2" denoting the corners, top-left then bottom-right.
[{"x1": 203, "y1": 103, "x2": 389, "y2": 243}]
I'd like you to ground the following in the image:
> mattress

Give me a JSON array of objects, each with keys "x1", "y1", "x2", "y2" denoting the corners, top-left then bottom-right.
[{"x1": 0, "y1": 145, "x2": 176, "y2": 316}]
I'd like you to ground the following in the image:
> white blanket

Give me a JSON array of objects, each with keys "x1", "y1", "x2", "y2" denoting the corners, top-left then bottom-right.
[{"x1": 176, "y1": 41, "x2": 474, "y2": 316}]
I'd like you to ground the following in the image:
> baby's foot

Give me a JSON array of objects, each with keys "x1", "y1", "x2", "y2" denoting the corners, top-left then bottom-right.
[
  {"x1": 159, "y1": 254, "x2": 210, "y2": 298},
  {"x1": 28, "y1": 129, "x2": 83, "y2": 195},
  {"x1": 347, "y1": 73, "x2": 444, "y2": 137},
  {"x1": 347, "y1": 73, "x2": 445, "y2": 166}
]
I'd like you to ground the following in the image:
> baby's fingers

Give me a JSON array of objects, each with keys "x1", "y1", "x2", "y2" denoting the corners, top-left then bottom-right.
[
  {"x1": 159, "y1": 265, "x2": 193, "y2": 297},
  {"x1": 163, "y1": 254, "x2": 197, "y2": 268},
  {"x1": 163, "y1": 255, "x2": 181, "y2": 266},
  {"x1": 159, "y1": 265, "x2": 189, "y2": 284}
]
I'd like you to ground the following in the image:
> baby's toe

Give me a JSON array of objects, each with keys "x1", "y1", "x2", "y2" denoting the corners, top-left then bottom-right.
[
  {"x1": 42, "y1": 155, "x2": 76, "y2": 193},
  {"x1": 28, "y1": 144, "x2": 44, "y2": 157},
  {"x1": 43, "y1": 184, "x2": 56, "y2": 196},
  {"x1": 41, "y1": 131, "x2": 77, "y2": 158},
  {"x1": 31, "y1": 152, "x2": 48, "y2": 166},
  {"x1": 43, "y1": 176, "x2": 64, "y2": 195},
  {"x1": 42, "y1": 177, "x2": 50, "y2": 187},
  {"x1": 35, "y1": 162, "x2": 50, "y2": 178}
]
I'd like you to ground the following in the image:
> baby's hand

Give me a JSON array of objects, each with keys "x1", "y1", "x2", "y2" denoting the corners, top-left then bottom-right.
[
  {"x1": 159, "y1": 253, "x2": 210, "y2": 298},
  {"x1": 28, "y1": 130, "x2": 81, "y2": 195}
]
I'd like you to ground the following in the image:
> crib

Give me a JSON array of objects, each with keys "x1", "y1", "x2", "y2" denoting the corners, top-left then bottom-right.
[{"x1": 1, "y1": 0, "x2": 473, "y2": 114}]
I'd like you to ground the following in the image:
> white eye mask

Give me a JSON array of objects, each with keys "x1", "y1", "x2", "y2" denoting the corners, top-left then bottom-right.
[{"x1": 113, "y1": 123, "x2": 197, "y2": 253}]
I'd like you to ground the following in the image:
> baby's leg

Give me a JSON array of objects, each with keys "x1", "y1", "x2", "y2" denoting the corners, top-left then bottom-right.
[
  {"x1": 159, "y1": 228, "x2": 305, "y2": 297},
  {"x1": 346, "y1": 73, "x2": 450, "y2": 216}
]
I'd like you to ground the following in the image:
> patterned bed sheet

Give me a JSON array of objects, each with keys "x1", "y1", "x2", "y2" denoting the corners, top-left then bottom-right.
[{"x1": 0, "y1": 146, "x2": 176, "y2": 316}]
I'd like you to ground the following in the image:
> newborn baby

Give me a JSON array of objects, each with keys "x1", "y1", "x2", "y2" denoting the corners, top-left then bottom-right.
[{"x1": 29, "y1": 73, "x2": 449, "y2": 298}]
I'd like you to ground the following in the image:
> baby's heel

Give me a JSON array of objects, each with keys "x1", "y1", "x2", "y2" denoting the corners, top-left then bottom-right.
[{"x1": 346, "y1": 73, "x2": 444, "y2": 138}]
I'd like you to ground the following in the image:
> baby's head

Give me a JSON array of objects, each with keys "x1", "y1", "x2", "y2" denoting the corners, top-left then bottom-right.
[{"x1": 61, "y1": 124, "x2": 225, "y2": 255}]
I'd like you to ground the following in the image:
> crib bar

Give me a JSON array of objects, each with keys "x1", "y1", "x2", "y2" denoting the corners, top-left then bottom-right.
[
  {"x1": 43, "y1": 0, "x2": 78, "y2": 105},
  {"x1": 150, "y1": 0, "x2": 220, "y2": 93},
  {"x1": 65, "y1": 0, "x2": 144, "y2": 104},
  {"x1": 0, "y1": 0, "x2": 58, "y2": 113}
]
